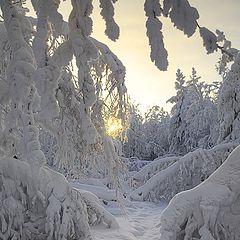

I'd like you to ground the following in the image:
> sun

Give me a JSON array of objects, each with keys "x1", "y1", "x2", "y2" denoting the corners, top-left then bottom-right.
[{"x1": 106, "y1": 117, "x2": 123, "y2": 139}]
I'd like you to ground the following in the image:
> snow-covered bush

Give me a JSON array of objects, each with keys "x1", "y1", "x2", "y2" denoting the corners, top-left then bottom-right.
[
  {"x1": 0, "y1": 157, "x2": 94, "y2": 240},
  {"x1": 131, "y1": 142, "x2": 238, "y2": 202},
  {"x1": 131, "y1": 156, "x2": 179, "y2": 187}
]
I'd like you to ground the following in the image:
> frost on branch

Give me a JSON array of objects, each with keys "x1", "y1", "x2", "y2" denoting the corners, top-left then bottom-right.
[
  {"x1": 215, "y1": 29, "x2": 239, "y2": 76},
  {"x1": 159, "y1": 145, "x2": 240, "y2": 240},
  {"x1": 99, "y1": 0, "x2": 120, "y2": 41},
  {"x1": 144, "y1": 0, "x2": 168, "y2": 71},
  {"x1": 39, "y1": 35, "x2": 128, "y2": 181},
  {"x1": 69, "y1": 0, "x2": 98, "y2": 144},
  {"x1": 31, "y1": 0, "x2": 69, "y2": 124},
  {"x1": 163, "y1": 0, "x2": 199, "y2": 37},
  {"x1": 31, "y1": 0, "x2": 63, "y2": 65},
  {"x1": 91, "y1": 37, "x2": 128, "y2": 122},
  {"x1": 200, "y1": 27, "x2": 218, "y2": 54}
]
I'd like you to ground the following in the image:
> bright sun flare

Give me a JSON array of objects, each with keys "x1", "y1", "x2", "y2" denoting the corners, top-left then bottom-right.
[{"x1": 106, "y1": 117, "x2": 123, "y2": 139}]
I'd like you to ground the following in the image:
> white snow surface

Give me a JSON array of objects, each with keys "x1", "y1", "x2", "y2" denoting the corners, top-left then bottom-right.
[
  {"x1": 69, "y1": 177, "x2": 168, "y2": 240},
  {"x1": 91, "y1": 201, "x2": 167, "y2": 240},
  {"x1": 71, "y1": 181, "x2": 118, "y2": 202}
]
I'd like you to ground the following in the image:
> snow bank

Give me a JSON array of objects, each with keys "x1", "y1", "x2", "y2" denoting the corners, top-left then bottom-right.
[
  {"x1": 79, "y1": 189, "x2": 119, "y2": 229},
  {"x1": 71, "y1": 181, "x2": 117, "y2": 202}
]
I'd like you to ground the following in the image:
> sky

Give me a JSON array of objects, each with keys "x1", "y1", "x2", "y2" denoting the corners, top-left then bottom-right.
[{"x1": 59, "y1": 1, "x2": 240, "y2": 112}]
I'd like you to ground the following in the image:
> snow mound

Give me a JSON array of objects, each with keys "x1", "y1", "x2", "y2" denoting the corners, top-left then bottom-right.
[
  {"x1": 79, "y1": 189, "x2": 119, "y2": 229},
  {"x1": 71, "y1": 181, "x2": 117, "y2": 202}
]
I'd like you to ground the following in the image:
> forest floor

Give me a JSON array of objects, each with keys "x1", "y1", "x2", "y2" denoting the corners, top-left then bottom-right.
[{"x1": 91, "y1": 200, "x2": 167, "y2": 240}]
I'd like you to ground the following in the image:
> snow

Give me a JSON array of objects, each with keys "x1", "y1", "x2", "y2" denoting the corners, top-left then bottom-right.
[
  {"x1": 71, "y1": 181, "x2": 118, "y2": 202},
  {"x1": 145, "y1": 0, "x2": 168, "y2": 71},
  {"x1": 67, "y1": 176, "x2": 168, "y2": 239},
  {"x1": 91, "y1": 201, "x2": 167, "y2": 240},
  {"x1": 158, "y1": 145, "x2": 240, "y2": 240},
  {"x1": 199, "y1": 27, "x2": 218, "y2": 54},
  {"x1": 131, "y1": 142, "x2": 238, "y2": 202},
  {"x1": 1, "y1": 0, "x2": 240, "y2": 239},
  {"x1": 166, "y1": 0, "x2": 199, "y2": 37},
  {"x1": 99, "y1": 0, "x2": 120, "y2": 41}
]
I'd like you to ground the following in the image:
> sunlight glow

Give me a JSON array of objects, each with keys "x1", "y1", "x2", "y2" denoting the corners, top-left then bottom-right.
[{"x1": 106, "y1": 117, "x2": 123, "y2": 139}]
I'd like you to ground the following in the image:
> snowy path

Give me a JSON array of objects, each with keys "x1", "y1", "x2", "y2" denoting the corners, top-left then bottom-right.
[{"x1": 91, "y1": 201, "x2": 167, "y2": 240}]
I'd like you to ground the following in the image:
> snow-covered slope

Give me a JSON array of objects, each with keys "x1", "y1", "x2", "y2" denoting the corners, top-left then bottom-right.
[{"x1": 71, "y1": 181, "x2": 117, "y2": 202}]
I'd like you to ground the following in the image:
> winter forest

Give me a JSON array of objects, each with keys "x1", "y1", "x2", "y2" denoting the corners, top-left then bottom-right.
[{"x1": 0, "y1": 0, "x2": 240, "y2": 239}]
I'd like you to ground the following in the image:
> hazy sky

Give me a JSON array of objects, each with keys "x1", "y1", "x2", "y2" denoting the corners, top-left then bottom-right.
[{"x1": 59, "y1": 1, "x2": 240, "y2": 112}]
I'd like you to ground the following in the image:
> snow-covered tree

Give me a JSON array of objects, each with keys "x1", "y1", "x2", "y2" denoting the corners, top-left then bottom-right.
[
  {"x1": 0, "y1": 0, "x2": 239, "y2": 239},
  {"x1": 168, "y1": 68, "x2": 220, "y2": 155},
  {"x1": 0, "y1": 1, "x2": 95, "y2": 239},
  {"x1": 215, "y1": 29, "x2": 239, "y2": 77},
  {"x1": 123, "y1": 104, "x2": 170, "y2": 160},
  {"x1": 218, "y1": 53, "x2": 240, "y2": 143},
  {"x1": 143, "y1": 106, "x2": 170, "y2": 159},
  {"x1": 184, "y1": 68, "x2": 220, "y2": 150},
  {"x1": 123, "y1": 104, "x2": 146, "y2": 159},
  {"x1": 156, "y1": 55, "x2": 240, "y2": 240},
  {"x1": 47, "y1": 38, "x2": 128, "y2": 180},
  {"x1": 0, "y1": 0, "x2": 124, "y2": 238},
  {"x1": 167, "y1": 69, "x2": 198, "y2": 155}
]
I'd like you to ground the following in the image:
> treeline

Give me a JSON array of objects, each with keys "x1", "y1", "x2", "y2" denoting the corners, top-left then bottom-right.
[{"x1": 123, "y1": 63, "x2": 240, "y2": 160}]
